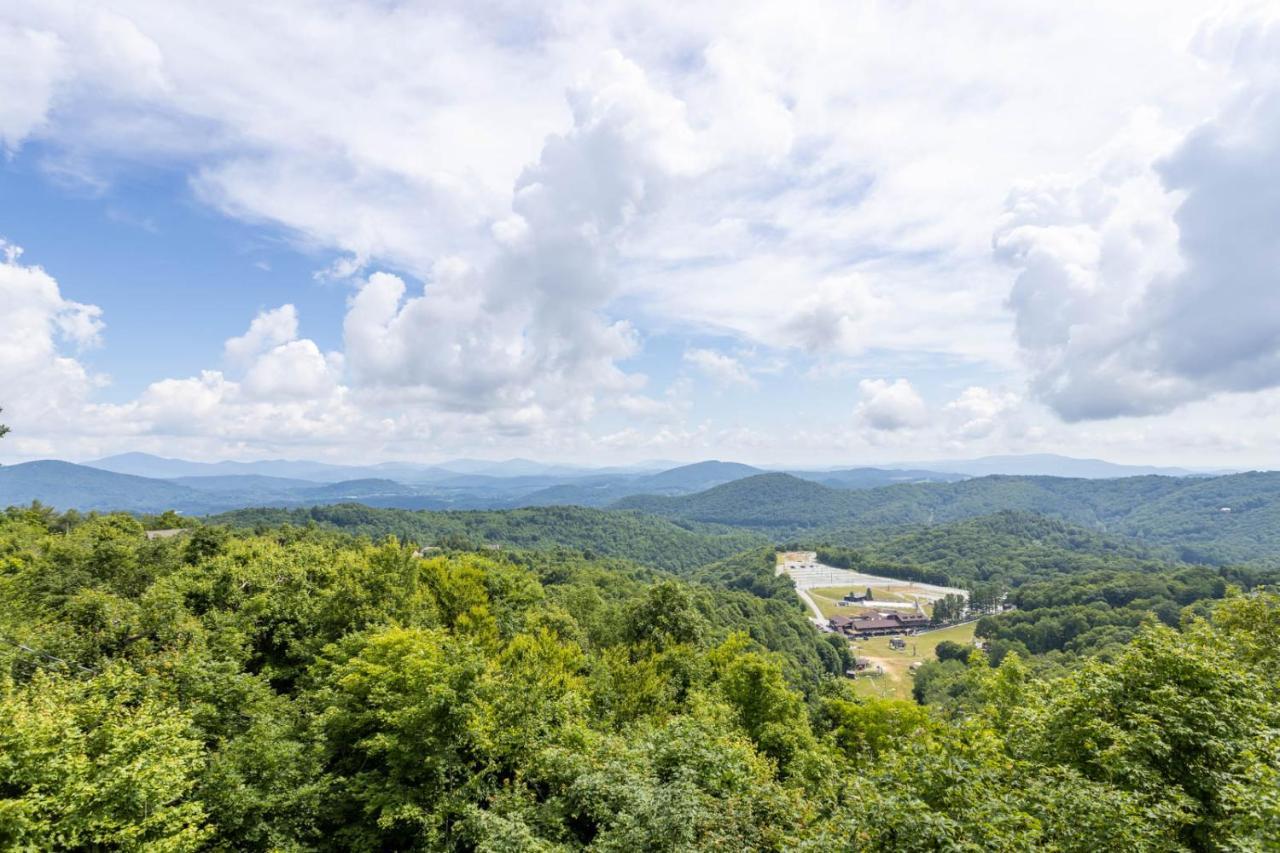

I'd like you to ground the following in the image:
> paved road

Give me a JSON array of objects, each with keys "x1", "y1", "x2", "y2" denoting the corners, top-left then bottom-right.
[
  {"x1": 793, "y1": 586, "x2": 827, "y2": 625},
  {"x1": 778, "y1": 553, "x2": 831, "y2": 628}
]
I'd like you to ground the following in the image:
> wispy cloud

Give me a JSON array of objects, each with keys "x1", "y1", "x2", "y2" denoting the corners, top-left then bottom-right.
[{"x1": 683, "y1": 348, "x2": 757, "y2": 388}]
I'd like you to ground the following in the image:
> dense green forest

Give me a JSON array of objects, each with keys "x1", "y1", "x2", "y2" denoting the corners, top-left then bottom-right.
[
  {"x1": 1, "y1": 505, "x2": 1278, "y2": 850},
  {"x1": 617, "y1": 471, "x2": 1280, "y2": 565},
  {"x1": 206, "y1": 504, "x2": 1280, "y2": 678},
  {"x1": 212, "y1": 503, "x2": 766, "y2": 574},
  {"x1": 814, "y1": 512, "x2": 1210, "y2": 593},
  {"x1": 214, "y1": 502, "x2": 1280, "y2": 683}
]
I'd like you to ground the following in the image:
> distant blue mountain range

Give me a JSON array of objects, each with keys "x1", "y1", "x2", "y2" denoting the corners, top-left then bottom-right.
[{"x1": 0, "y1": 452, "x2": 1239, "y2": 515}]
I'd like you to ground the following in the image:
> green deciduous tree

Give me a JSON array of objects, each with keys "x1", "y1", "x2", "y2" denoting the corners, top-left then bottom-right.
[
  {"x1": 310, "y1": 626, "x2": 486, "y2": 849},
  {"x1": 935, "y1": 639, "x2": 970, "y2": 662},
  {"x1": 0, "y1": 667, "x2": 210, "y2": 851},
  {"x1": 1013, "y1": 620, "x2": 1276, "y2": 848},
  {"x1": 0, "y1": 507, "x2": 1275, "y2": 850},
  {"x1": 626, "y1": 580, "x2": 706, "y2": 650}
]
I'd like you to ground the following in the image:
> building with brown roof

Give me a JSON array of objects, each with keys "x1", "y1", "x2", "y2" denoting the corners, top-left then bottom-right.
[{"x1": 829, "y1": 611, "x2": 931, "y2": 638}]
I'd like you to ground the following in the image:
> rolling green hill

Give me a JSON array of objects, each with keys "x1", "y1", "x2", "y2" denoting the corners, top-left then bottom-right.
[
  {"x1": 833, "y1": 511, "x2": 1187, "y2": 588},
  {"x1": 0, "y1": 460, "x2": 213, "y2": 513},
  {"x1": 615, "y1": 470, "x2": 1280, "y2": 565},
  {"x1": 519, "y1": 460, "x2": 764, "y2": 507},
  {"x1": 863, "y1": 511, "x2": 1165, "y2": 569},
  {"x1": 1112, "y1": 471, "x2": 1280, "y2": 564},
  {"x1": 616, "y1": 473, "x2": 869, "y2": 528}
]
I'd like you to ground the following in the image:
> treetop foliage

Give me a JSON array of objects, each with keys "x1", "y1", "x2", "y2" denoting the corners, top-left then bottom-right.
[{"x1": 0, "y1": 508, "x2": 1276, "y2": 850}]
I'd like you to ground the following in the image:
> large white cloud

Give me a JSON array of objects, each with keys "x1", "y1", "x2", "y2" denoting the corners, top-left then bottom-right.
[
  {"x1": 996, "y1": 9, "x2": 1280, "y2": 421},
  {"x1": 3, "y1": 1, "x2": 1280, "y2": 464},
  {"x1": 0, "y1": 243, "x2": 104, "y2": 451},
  {"x1": 223, "y1": 305, "x2": 299, "y2": 368},
  {"x1": 0, "y1": 0, "x2": 1227, "y2": 358},
  {"x1": 943, "y1": 386, "x2": 1021, "y2": 440},
  {"x1": 0, "y1": 24, "x2": 65, "y2": 149},
  {"x1": 8, "y1": 229, "x2": 1280, "y2": 468},
  {"x1": 337, "y1": 51, "x2": 710, "y2": 421},
  {"x1": 0, "y1": 243, "x2": 662, "y2": 460},
  {"x1": 855, "y1": 378, "x2": 928, "y2": 431},
  {"x1": 0, "y1": 242, "x2": 355, "y2": 458}
]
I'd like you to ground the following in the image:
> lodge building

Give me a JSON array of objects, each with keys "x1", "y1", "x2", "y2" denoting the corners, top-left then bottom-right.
[{"x1": 829, "y1": 611, "x2": 930, "y2": 638}]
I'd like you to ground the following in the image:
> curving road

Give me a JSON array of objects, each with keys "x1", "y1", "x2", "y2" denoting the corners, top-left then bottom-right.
[{"x1": 777, "y1": 552, "x2": 832, "y2": 628}]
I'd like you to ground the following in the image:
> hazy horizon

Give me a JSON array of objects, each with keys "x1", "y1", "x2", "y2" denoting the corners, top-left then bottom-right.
[
  {"x1": 0, "y1": 449, "x2": 1244, "y2": 478},
  {"x1": 0, "y1": 431, "x2": 1269, "y2": 475}
]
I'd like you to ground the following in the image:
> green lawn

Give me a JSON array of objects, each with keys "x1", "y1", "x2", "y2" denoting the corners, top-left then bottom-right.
[
  {"x1": 808, "y1": 587, "x2": 877, "y2": 619},
  {"x1": 847, "y1": 621, "x2": 977, "y2": 700},
  {"x1": 809, "y1": 585, "x2": 932, "y2": 619},
  {"x1": 811, "y1": 585, "x2": 913, "y2": 603}
]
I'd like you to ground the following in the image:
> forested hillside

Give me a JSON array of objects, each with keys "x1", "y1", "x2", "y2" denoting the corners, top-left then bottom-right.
[
  {"x1": 836, "y1": 511, "x2": 1179, "y2": 583},
  {"x1": 212, "y1": 503, "x2": 767, "y2": 573},
  {"x1": 520, "y1": 460, "x2": 765, "y2": 506},
  {"x1": 1116, "y1": 471, "x2": 1280, "y2": 563},
  {"x1": 523, "y1": 464, "x2": 966, "y2": 507},
  {"x1": 618, "y1": 473, "x2": 869, "y2": 528},
  {"x1": 618, "y1": 471, "x2": 1280, "y2": 565},
  {"x1": 0, "y1": 460, "x2": 212, "y2": 513},
  {"x1": 0, "y1": 507, "x2": 1277, "y2": 850},
  {"x1": 208, "y1": 500, "x2": 1280, "y2": 678}
]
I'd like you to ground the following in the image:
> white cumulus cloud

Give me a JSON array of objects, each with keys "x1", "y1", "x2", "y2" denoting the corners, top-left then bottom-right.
[
  {"x1": 340, "y1": 52, "x2": 697, "y2": 419},
  {"x1": 224, "y1": 304, "x2": 300, "y2": 367},
  {"x1": 5, "y1": 1, "x2": 1280, "y2": 466},
  {"x1": 855, "y1": 378, "x2": 928, "y2": 431},
  {"x1": 997, "y1": 9, "x2": 1280, "y2": 421},
  {"x1": 0, "y1": 243, "x2": 105, "y2": 448},
  {"x1": 944, "y1": 386, "x2": 1020, "y2": 439}
]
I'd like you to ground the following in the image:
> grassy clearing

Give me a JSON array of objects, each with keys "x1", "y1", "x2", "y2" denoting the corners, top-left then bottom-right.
[
  {"x1": 811, "y1": 585, "x2": 913, "y2": 603},
  {"x1": 808, "y1": 587, "x2": 876, "y2": 619},
  {"x1": 809, "y1": 585, "x2": 933, "y2": 619},
  {"x1": 847, "y1": 621, "x2": 977, "y2": 701}
]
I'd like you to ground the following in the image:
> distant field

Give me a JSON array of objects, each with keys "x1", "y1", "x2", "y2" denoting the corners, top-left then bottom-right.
[
  {"x1": 848, "y1": 621, "x2": 977, "y2": 700},
  {"x1": 811, "y1": 585, "x2": 914, "y2": 604},
  {"x1": 807, "y1": 584, "x2": 925, "y2": 616},
  {"x1": 808, "y1": 587, "x2": 872, "y2": 619}
]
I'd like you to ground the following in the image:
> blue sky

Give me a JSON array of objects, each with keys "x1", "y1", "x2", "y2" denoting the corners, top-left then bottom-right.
[
  {"x1": 2, "y1": 1, "x2": 1279, "y2": 467},
  {"x1": 0, "y1": 147, "x2": 349, "y2": 398}
]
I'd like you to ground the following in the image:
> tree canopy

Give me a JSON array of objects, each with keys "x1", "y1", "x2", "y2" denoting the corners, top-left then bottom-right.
[{"x1": 0, "y1": 507, "x2": 1276, "y2": 850}]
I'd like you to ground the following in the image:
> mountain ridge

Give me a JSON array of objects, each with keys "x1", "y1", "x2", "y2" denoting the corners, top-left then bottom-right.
[
  {"x1": 612, "y1": 470, "x2": 1280, "y2": 565},
  {"x1": 886, "y1": 453, "x2": 1220, "y2": 479}
]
